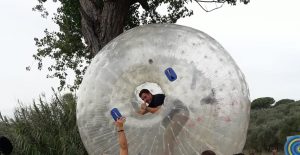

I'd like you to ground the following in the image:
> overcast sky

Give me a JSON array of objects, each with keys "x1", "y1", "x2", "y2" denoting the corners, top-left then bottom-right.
[{"x1": 0, "y1": 0, "x2": 299, "y2": 117}]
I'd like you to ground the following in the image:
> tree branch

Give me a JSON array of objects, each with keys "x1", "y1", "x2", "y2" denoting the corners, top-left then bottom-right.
[{"x1": 195, "y1": 0, "x2": 225, "y2": 12}]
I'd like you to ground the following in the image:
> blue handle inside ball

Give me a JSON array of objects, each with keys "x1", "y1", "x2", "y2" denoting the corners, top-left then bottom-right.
[
  {"x1": 111, "y1": 108, "x2": 122, "y2": 121},
  {"x1": 165, "y1": 67, "x2": 177, "y2": 82}
]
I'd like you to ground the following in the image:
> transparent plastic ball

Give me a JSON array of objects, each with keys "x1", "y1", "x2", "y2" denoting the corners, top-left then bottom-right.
[{"x1": 77, "y1": 24, "x2": 250, "y2": 155}]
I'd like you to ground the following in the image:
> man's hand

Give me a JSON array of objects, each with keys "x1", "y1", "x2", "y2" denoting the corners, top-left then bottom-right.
[
  {"x1": 141, "y1": 102, "x2": 147, "y2": 110},
  {"x1": 115, "y1": 117, "x2": 126, "y2": 130},
  {"x1": 138, "y1": 103, "x2": 148, "y2": 115}
]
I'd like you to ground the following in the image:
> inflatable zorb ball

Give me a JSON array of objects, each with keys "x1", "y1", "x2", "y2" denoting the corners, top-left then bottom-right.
[{"x1": 77, "y1": 24, "x2": 250, "y2": 155}]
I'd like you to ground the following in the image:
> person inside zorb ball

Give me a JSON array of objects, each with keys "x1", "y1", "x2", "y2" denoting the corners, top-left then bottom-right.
[
  {"x1": 76, "y1": 24, "x2": 251, "y2": 155},
  {"x1": 138, "y1": 89, "x2": 165, "y2": 115}
]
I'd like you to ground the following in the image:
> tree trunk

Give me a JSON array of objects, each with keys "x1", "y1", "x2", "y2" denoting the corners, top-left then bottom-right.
[{"x1": 79, "y1": 0, "x2": 132, "y2": 57}]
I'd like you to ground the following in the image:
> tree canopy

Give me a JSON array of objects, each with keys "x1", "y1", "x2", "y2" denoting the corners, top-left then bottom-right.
[
  {"x1": 274, "y1": 99, "x2": 295, "y2": 107},
  {"x1": 251, "y1": 97, "x2": 275, "y2": 109},
  {"x1": 245, "y1": 100, "x2": 300, "y2": 153},
  {"x1": 30, "y1": 0, "x2": 249, "y2": 90}
]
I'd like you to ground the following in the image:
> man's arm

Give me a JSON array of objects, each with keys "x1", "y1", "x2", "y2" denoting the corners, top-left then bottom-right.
[
  {"x1": 138, "y1": 102, "x2": 161, "y2": 114},
  {"x1": 145, "y1": 106, "x2": 160, "y2": 113},
  {"x1": 115, "y1": 117, "x2": 128, "y2": 155},
  {"x1": 138, "y1": 108, "x2": 148, "y2": 115},
  {"x1": 138, "y1": 102, "x2": 148, "y2": 115}
]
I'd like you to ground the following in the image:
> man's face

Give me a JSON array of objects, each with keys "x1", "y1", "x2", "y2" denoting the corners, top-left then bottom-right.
[{"x1": 140, "y1": 93, "x2": 152, "y2": 103}]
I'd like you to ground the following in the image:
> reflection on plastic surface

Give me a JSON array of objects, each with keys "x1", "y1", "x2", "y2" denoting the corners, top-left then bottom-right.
[{"x1": 77, "y1": 24, "x2": 250, "y2": 155}]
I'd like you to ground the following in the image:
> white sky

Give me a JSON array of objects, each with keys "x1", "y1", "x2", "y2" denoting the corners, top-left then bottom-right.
[{"x1": 0, "y1": 0, "x2": 299, "y2": 117}]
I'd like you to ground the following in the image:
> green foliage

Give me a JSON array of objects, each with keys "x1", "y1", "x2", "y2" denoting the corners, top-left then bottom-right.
[
  {"x1": 30, "y1": 0, "x2": 194, "y2": 91},
  {"x1": 251, "y1": 97, "x2": 275, "y2": 109},
  {"x1": 274, "y1": 99, "x2": 295, "y2": 107},
  {"x1": 0, "y1": 93, "x2": 87, "y2": 155},
  {"x1": 245, "y1": 100, "x2": 300, "y2": 152},
  {"x1": 30, "y1": 0, "x2": 249, "y2": 91},
  {"x1": 30, "y1": 0, "x2": 89, "y2": 91}
]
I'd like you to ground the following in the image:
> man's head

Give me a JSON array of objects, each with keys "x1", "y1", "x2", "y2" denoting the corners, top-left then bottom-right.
[
  {"x1": 201, "y1": 150, "x2": 216, "y2": 155},
  {"x1": 139, "y1": 89, "x2": 153, "y2": 103},
  {"x1": 0, "y1": 136, "x2": 13, "y2": 154}
]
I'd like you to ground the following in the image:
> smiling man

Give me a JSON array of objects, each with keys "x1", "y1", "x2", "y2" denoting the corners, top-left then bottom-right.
[{"x1": 138, "y1": 89, "x2": 165, "y2": 115}]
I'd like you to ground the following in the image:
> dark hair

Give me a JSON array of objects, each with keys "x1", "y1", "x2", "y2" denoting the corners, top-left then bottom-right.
[
  {"x1": 201, "y1": 150, "x2": 216, "y2": 155},
  {"x1": 139, "y1": 89, "x2": 151, "y2": 97},
  {"x1": 234, "y1": 153, "x2": 245, "y2": 155},
  {"x1": 0, "y1": 136, "x2": 13, "y2": 154}
]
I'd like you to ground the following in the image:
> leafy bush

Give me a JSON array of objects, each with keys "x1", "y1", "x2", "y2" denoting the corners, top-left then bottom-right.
[
  {"x1": 245, "y1": 101, "x2": 300, "y2": 152},
  {"x1": 0, "y1": 93, "x2": 87, "y2": 155}
]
